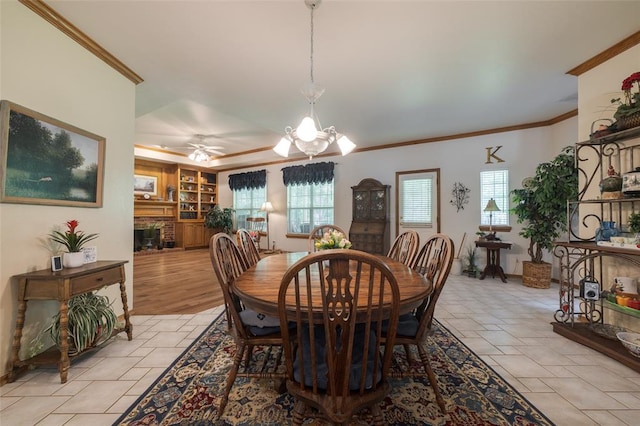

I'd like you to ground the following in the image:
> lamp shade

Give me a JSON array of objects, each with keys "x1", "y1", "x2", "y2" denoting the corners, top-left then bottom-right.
[
  {"x1": 260, "y1": 201, "x2": 274, "y2": 212},
  {"x1": 484, "y1": 198, "x2": 500, "y2": 212}
]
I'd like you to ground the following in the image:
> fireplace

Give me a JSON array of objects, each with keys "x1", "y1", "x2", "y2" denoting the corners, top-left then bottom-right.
[{"x1": 134, "y1": 228, "x2": 163, "y2": 251}]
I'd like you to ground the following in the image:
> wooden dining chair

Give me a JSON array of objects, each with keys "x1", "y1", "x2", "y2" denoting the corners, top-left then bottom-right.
[
  {"x1": 208, "y1": 232, "x2": 285, "y2": 416},
  {"x1": 278, "y1": 249, "x2": 400, "y2": 425},
  {"x1": 388, "y1": 233, "x2": 454, "y2": 413},
  {"x1": 236, "y1": 228, "x2": 261, "y2": 267},
  {"x1": 387, "y1": 230, "x2": 420, "y2": 266},
  {"x1": 307, "y1": 224, "x2": 348, "y2": 252},
  {"x1": 246, "y1": 216, "x2": 265, "y2": 249}
]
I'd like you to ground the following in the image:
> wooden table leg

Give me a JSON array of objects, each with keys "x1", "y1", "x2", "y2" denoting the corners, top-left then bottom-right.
[
  {"x1": 494, "y1": 249, "x2": 507, "y2": 283},
  {"x1": 8, "y1": 298, "x2": 27, "y2": 383},
  {"x1": 479, "y1": 248, "x2": 508, "y2": 283},
  {"x1": 119, "y1": 269, "x2": 133, "y2": 340},
  {"x1": 479, "y1": 248, "x2": 491, "y2": 280},
  {"x1": 58, "y1": 299, "x2": 70, "y2": 383}
]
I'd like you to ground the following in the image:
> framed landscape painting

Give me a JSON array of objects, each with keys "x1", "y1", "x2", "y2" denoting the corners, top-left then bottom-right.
[
  {"x1": 133, "y1": 174, "x2": 157, "y2": 196},
  {"x1": 0, "y1": 100, "x2": 105, "y2": 207}
]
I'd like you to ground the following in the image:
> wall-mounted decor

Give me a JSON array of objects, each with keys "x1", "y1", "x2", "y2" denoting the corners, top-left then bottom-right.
[
  {"x1": 450, "y1": 182, "x2": 470, "y2": 212},
  {"x1": 134, "y1": 174, "x2": 157, "y2": 196},
  {"x1": 0, "y1": 100, "x2": 105, "y2": 207}
]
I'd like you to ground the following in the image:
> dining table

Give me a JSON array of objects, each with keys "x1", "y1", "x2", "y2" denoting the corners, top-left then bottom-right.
[{"x1": 233, "y1": 251, "x2": 432, "y2": 322}]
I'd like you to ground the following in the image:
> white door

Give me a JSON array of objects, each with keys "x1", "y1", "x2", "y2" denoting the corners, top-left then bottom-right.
[{"x1": 396, "y1": 169, "x2": 440, "y2": 245}]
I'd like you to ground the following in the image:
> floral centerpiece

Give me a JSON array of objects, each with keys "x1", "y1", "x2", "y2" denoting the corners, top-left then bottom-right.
[
  {"x1": 611, "y1": 71, "x2": 640, "y2": 130},
  {"x1": 314, "y1": 230, "x2": 352, "y2": 250},
  {"x1": 49, "y1": 220, "x2": 98, "y2": 268}
]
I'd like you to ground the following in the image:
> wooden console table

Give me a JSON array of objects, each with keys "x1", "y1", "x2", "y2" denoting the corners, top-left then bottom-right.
[
  {"x1": 475, "y1": 240, "x2": 512, "y2": 283},
  {"x1": 8, "y1": 260, "x2": 132, "y2": 383}
]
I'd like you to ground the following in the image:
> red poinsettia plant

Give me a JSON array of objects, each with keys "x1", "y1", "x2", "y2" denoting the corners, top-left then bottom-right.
[
  {"x1": 611, "y1": 71, "x2": 640, "y2": 120},
  {"x1": 49, "y1": 220, "x2": 98, "y2": 253}
]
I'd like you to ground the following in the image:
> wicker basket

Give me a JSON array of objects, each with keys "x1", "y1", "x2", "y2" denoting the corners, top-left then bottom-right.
[
  {"x1": 522, "y1": 261, "x2": 551, "y2": 289},
  {"x1": 617, "y1": 111, "x2": 640, "y2": 131}
]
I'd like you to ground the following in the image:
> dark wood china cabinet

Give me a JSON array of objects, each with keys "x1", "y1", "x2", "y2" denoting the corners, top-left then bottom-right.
[{"x1": 349, "y1": 178, "x2": 390, "y2": 255}]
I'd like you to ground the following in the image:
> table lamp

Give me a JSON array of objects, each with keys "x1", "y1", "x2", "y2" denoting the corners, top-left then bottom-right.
[
  {"x1": 484, "y1": 198, "x2": 500, "y2": 240},
  {"x1": 260, "y1": 201, "x2": 274, "y2": 251}
]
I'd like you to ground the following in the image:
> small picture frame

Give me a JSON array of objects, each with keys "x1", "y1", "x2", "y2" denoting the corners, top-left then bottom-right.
[
  {"x1": 51, "y1": 255, "x2": 63, "y2": 272},
  {"x1": 82, "y1": 246, "x2": 97, "y2": 263}
]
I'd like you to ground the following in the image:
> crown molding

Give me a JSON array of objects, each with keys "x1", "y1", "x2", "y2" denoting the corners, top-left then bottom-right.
[
  {"x1": 567, "y1": 31, "x2": 640, "y2": 77},
  {"x1": 19, "y1": 0, "x2": 143, "y2": 84}
]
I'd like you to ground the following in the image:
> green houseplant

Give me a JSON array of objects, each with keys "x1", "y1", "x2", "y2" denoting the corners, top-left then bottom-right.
[
  {"x1": 49, "y1": 219, "x2": 98, "y2": 268},
  {"x1": 628, "y1": 212, "x2": 640, "y2": 236},
  {"x1": 32, "y1": 292, "x2": 118, "y2": 356},
  {"x1": 511, "y1": 146, "x2": 578, "y2": 288},
  {"x1": 463, "y1": 245, "x2": 478, "y2": 278},
  {"x1": 204, "y1": 205, "x2": 235, "y2": 234},
  {"x1": 49, "y1": 219, "x2": 98, "y2": 253}
]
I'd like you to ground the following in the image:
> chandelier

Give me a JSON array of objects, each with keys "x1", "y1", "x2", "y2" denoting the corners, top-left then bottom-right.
[{"x1": 273, "y1": 0, "x2": 356, "y2": 160}]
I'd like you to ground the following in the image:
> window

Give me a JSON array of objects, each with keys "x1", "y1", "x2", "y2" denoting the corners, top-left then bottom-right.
[
  {"x1": 480, "y1": 170, "x2": 509, "y2": 226},
  {"x1": 399, "y1": 171, "x2": 437, "y2": 227},
  {"x1": 287, "y1": 181, "x2": 334, "y2": 234},
  {"x1": 233, "y1": 187, "x2": 266, "y2": 230}
]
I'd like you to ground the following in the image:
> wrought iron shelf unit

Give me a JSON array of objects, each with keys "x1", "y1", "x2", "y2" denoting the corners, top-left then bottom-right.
[{"x1": 553, "y1": 127, "x2": 640, "y2": 370}]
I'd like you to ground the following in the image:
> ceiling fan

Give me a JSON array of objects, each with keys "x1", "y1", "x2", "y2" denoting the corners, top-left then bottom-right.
[{"x1": 153, "y1": 134, "x2": 226, "y2": 161}]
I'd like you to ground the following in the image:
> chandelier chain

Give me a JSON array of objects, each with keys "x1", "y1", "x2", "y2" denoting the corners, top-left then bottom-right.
[{"x1": 309, "y1": 4, "x2": 315, "y2": 85}]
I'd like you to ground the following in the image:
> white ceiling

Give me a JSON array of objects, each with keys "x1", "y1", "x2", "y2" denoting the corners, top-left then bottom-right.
[{"x1": 47, "y1": 0, "x2": 640, "y2": 169}]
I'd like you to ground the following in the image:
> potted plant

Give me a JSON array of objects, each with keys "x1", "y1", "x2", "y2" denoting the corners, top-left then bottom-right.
[
  {"x1": 628, "y1": 213, "x2": 640, "y2": 238},
  {"x1": 49, "y1": 219, "x2": 98, "y2": 268},
  {"x1": 31, "y1": 292, "x2": 118, "y2": 357},
  {"x1": 143, "y1": 222, "x2": 163, "y2": 249},
  {"x1": 511, "y1": 146, "x2": 578, "y2": 288},
  {"x1": 463, "y1": 245, "x2": 478, "y2": 278},
  {"x1": 611, "y1": 71, "x2": 640, "y2": 130},
  {"x1": 204, "y1": 205, "x2": 235, "y2": 234}
]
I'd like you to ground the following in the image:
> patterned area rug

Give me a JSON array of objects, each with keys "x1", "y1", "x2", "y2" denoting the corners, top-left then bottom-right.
[{"x1": 115, "y1": 313, "x2": 554, "y2": 425}]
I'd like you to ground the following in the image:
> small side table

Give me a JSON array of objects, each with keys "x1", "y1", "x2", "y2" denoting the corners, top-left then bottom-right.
[
  {"x1": 8, "y1": 260, "x2": 132, "y2": 383},
  {"x1": 475, "y1": 240, "x2": 512, "y2": 283}
]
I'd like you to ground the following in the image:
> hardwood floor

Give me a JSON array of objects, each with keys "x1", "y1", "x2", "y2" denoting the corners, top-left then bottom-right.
[{"x1": 132, "y1": 248, "x2": 224, "y2": 315}]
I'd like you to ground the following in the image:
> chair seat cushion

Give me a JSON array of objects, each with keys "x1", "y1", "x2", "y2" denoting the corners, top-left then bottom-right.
[
  {"x1": 293, "y1": 324, "x2": 380, "y2": 391},
  {"x1": 382, "y1": 313, "x2": 419, "y2": 337},
  {"x1": 240, "y1": 309, "x2": 281, "y2": 329}
]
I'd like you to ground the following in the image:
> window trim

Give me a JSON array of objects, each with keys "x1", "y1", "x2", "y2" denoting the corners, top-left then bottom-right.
[
  {"x1": 395, "y1": 168, "x2": 440, "y2": 235},
  {"x1": 285, "y1": 180, "x2": 335, "y2": 236},
  {"x1": 480, "y1": 169, "x2": 509, "y2": 227}
]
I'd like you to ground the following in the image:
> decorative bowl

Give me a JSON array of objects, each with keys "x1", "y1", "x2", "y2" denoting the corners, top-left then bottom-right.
[
  {"x1": 617, "y1": 332, "x2": 640, "y2": 358},
  {"x1": 628, "y1": 299, "x2": 640, "y2": 310},
  {"x1": 617, "y1": 295, "x2": 630, "y2": 306}
]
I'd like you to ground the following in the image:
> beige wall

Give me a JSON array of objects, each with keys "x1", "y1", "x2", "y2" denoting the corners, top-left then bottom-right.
[
  {"x1": 0, "y1": 1, "x2": 135, "y2": 374},
  {"x1": 217, "y1": 117, "x2": 578, "y2": 276}
]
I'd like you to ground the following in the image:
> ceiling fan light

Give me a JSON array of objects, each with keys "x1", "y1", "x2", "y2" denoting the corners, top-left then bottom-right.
[
  {"x1": 189, "y1": 149, "x2": 209, "y2": 162},
  {"x1": 296, "y1": 116, "x2": 318, "y2": 142},
  {"x1": 273, "y1": 137, "x2": 292, "y2": 157},
  {"x1": 337, "y1": 135, "x2": 356, "y2": 155}
]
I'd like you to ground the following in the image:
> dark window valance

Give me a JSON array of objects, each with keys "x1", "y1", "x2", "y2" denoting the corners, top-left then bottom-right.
[
  {"x1": 282, "y1": 162, "x2": 334, "y2": 186},
  {"x1": 228, "y1": 169, "x2": 266, "y2": 191}
]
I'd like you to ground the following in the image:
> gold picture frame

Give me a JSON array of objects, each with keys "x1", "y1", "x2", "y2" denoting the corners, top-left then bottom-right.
[{"x1": 0, "y1": 100, "x2": 105, "y2": 207}]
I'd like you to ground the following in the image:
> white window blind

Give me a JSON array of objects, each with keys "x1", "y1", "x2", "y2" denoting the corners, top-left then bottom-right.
[
  {"x1": 480, "y1": 170, "x2": 509, "y2": 226},
  {"x1": 287, "y1": 181, "x2": 334, "y2": 234},
  {"x1": 399, "y1": 173, "x2": 435, "y2": 227},
  {"x1": 233, "y1": 187, "x2": 266, "y2": 230}
]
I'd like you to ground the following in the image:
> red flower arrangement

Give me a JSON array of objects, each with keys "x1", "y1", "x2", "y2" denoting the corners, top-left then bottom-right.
[
  {"x1": 49, "y1": 220, "x2": 98, "y2": 253},
  {"x1": 612, "y1": 71, "x2": 640, "y2": 121}
]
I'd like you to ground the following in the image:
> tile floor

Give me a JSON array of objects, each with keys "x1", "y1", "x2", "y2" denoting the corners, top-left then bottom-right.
[{"x1": 2, "y1": 274, "x2": 640, "y2": 425}]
